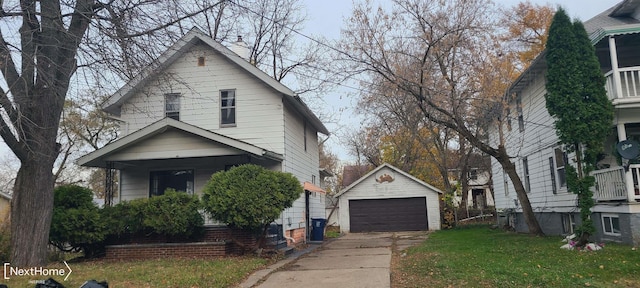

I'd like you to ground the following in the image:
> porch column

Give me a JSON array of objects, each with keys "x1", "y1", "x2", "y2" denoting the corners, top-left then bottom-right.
[
  {"x1": 609, "y1": 36, "x2": 624, "y2": 99},
  {"x1": 617, "y1": 123, "x2": 636, "y2": 202}
]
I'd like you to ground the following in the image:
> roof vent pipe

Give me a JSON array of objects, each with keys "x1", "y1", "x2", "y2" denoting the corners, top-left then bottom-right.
[{"x1": 231, "y1": 35, "x2": 250, "y2": 61}]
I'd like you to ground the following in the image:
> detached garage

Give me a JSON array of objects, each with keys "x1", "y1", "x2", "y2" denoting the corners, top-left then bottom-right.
[{"x1": 336, "y1": 163, "x2": 442, "y2": 233}]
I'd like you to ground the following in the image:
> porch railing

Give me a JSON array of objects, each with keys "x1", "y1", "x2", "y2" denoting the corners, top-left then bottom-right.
[
  {"x1": 591, "y1": 166, "x2": 627, "y2": 201},
  {"x1": 605, "y1": 66, "x2": 640, "y2": 100}
]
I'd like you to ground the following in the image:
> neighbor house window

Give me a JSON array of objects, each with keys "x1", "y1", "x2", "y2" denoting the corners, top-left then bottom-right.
[
  {"x1": 548, "y1": 157, "x2": 557, "y2": 194},
  {"x1": 516, "y1": 93, "x2": 524, "y2": 132},
  {"x1": 503, "y1": 170, "x2": 509, "y2": 196},
  {"x1": 522, "y1": 157, "x2": 530, "y2": 193},
  {"x1": 303, "y1": 121, "x2": 308, "y2": 152},
  {"x1": 149, "y1": 169, "x2": 194, "y2": 197},
  {"x1": 221, "y1": 90, "x2": 236, "y2": 126},
  {"x1": 561, "y1": 213, "x2": 575, "y2": 234},
  {"x1": 554, "y1": 147, "x2": 567, "y2": 189},
  {"x1": 602, "y1": 214, "x2": 621, "y2": 236},
  {"x1": 469, "y1": 169, "x2": 478, "y2": 181},
  {"x1": 165, "y1": 93, "x2": 180, "y2": 120}
]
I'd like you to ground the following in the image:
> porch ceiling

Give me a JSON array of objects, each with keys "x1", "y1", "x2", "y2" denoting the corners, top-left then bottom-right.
[{"x1": 77, "y1": 118, "x2": 283, "y2": 168}]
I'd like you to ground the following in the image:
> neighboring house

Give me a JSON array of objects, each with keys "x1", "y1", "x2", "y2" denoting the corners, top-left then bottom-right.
[
  {"x1": 0, "y1": 192, "x2": 10, "y2": 224},
  {"x1": 450, "y1": 168, "x2": 494, "y2": 210},
  {"x1": 335, "y1": 163, "x2": 442, "y2": 233},
  {"x1": 77, "y1": 28, "x2": 329, "y2": 245},
  {"x1": 490, "y1": 0, "x2": 640, "y2": 245}
]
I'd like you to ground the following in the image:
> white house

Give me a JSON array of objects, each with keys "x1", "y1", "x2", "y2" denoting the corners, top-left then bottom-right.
[
  {"x1": 335, "y1": 163, "x2": 442, "y2": 233},
  {"x1": 77, "y1": 28, "x2": 329, "y2": 245},
  {"x1": 490, "y1": 0, "x2": 640, "y2": 245}
]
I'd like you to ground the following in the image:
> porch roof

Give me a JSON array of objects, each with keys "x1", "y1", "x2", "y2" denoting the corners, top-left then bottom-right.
[{"x1": 76, "y1": 118, "x2": 283, "y2": 168}]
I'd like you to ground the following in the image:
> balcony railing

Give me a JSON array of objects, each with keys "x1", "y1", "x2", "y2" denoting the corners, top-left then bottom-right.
[
  {"x1": 605, "y1": 66, "x2": 640, "y2": 100},
  {"x1": 592, "y1": 164, "x2": 640, "y2": 202},
  {"x1": 592, "y1": 166, "x2": 627, "y2": 201}
]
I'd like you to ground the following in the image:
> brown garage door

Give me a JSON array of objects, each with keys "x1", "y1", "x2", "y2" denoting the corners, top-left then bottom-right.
[{"x1": 349, "y1": 197, "x2": 428, "y2": 232}]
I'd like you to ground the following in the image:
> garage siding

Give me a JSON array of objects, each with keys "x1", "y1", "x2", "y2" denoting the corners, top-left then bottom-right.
[
  {"x1": 338, "y1": 165, "x2": 441, "y2": 233},
  {"x1": 349, "y1": 197, "x2": 428, "y2": 232}
]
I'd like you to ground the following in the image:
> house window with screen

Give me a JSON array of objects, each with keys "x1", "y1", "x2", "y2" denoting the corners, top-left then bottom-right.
[
  {"x1": 165, "y1": 93, "x2": 180, "y2": 120},
  {"x1": 149, "y1": 169, "x2": 194, "y2": 197},
  {"x1": 221, "y1": 90, "x2": 236, "y2": 126},
  {"x1": 602, "y1": 214, "x2": 621, "y2": 236}
]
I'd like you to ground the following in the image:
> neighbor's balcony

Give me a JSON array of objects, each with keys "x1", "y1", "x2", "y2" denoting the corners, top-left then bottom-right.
[
  {"x1": 605, "y1": 66, "x2": 640, "y2": 102},
  {"x1": 591, "y1": 164, "x2": 640, "y2": 202}
]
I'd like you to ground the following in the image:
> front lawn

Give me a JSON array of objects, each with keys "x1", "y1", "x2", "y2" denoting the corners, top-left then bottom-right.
[
  {"x1": 2, "y1": 257, "x2": 268, "y2": 288},
  {"x1": 393, "y1": 225, "x2": 640, "y2": 287}
]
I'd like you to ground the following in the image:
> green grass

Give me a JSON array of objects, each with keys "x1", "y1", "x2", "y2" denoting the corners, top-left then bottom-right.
[
  {"x1": 394, "y1": 226, "x2": 640, "y2": 288},
  {"x1": 2, "y1": 257, "x2": 268, "y2": 288}
]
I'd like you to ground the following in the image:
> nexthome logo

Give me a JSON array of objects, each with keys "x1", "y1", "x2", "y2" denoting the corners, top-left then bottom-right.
[{"x1": 3, "y1": 262, "x2": 72, "y2": 281}]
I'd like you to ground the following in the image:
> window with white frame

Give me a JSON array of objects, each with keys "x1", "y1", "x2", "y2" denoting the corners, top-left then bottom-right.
[
  {"x1": 522, "y1": 157, "x2": 530, "y2": 193},
  {"x1": 220, "y1": 90, "x2": 236, "y2": 126},
  {"x1": 551, "y1": 147, "x2": 567, "y2": 192},
  {"x1": 602, "y1": 214, "x2": 621, "y2": 236},
  {"x1": 149, "y1": 169, "x2": 194, "y2": 197},
  {"x1": 469, "y1": 169, "x2": 478, "y2": 181},
  {"x1": 164, "y1": 93, "x2": 180, "y2": 120}
]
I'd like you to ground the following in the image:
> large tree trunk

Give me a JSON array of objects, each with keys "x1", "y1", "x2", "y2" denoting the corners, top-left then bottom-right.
[
  {"x1": 11, "y1": 157, "x2": 57, "y2": 266},
  {"x1": 498, "y1": 157, "x2": 544, "y2": 236}
]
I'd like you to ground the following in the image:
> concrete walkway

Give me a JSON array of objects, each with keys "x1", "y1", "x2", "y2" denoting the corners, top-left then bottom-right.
[{"x1": 239, "y1": 231, "x2": 428, "y2": 288}]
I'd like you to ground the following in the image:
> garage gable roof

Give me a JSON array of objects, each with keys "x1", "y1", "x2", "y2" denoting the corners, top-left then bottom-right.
[{"x1": 335, "y1": 163, "x2": 443, "y2": 198}]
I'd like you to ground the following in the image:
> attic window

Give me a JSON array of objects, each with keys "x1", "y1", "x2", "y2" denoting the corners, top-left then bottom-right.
[
  {"x1": 220, "y1": 90, "x2": 236, "y2": 126},
  {"x1": 198, "y1": 56, "x2": 205, "y2": 66},
  {"x1": 165, "y1": 93, "x2": 180, "y2": 120}
]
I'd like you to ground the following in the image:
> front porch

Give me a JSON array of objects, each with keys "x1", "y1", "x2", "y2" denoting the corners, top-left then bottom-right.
[{"x1": 592, "y1": 164, "x2": 640, "y2": 202}]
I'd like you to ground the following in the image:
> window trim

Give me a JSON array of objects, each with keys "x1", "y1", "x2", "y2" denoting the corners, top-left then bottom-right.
[
  {"x1": 522, "y1": 157, "x2": 530, "y2": 193},
  {"x1": 220, "y1": 89, "x2": 236, "y2": 127},
  {"x1": 164, "y1": 93, "x2": 181, "y2": 120},
  {"x1": 550, "y1": 147, "x2": 568, "y2": 193},
  {"x1": 561, "y1": 213, "x2": 575, "y2": 234},
  {"x1": 602, "y1": 214, "x2": 621, "y2": 236},
  {"x1": 503, "y1": 169, "x2": 509, "y2": 196}
]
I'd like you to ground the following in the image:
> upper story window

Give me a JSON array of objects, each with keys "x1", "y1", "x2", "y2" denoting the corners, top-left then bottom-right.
[
  {"x1": 549, "y1": 147, "x2": 567, "y2": 194},
  {"x1": 468, "y1": 169, "x2": 478, "y2": 181},
  {"x1": 516, "y1": 94, "x2": 524, "y2": 132},
  {"x1": 304, "y1": 121, "x2": 308, "y2": 152},
  {"x1": 165, "y1": 93, "x2": 180, "y2": 120},
  {"x1": 221, "y1": 90, "x2": 236, "y2": 127}
]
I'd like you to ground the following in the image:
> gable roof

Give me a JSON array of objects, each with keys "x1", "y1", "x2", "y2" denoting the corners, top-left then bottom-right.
[
  {"x1": 76, "y1": 117, "x2": 283, "y2": 168},
  {"x1": 102, "y1": 27, "x2": 329, "y2": 135},
  {"x1": 335, "y1": 163, "x2": 443, "y2": 198}
]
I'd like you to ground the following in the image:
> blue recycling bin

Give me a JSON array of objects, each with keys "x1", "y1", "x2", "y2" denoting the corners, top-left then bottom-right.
[{"x1": 311, "y1": 218, "x2": 326, "y2": 241}]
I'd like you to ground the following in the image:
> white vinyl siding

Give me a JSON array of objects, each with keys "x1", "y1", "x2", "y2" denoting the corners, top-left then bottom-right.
[
  {"x1": 119, "y1": 43, "x2": 285, "y2": 154},
  {"x1": 489, "y1": 71, "x2": 579, "y2": 211}
]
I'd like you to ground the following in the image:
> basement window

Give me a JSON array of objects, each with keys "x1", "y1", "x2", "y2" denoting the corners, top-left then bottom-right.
[{"x1": 602, "y1": 214, "x2": 621, "y2": 236}]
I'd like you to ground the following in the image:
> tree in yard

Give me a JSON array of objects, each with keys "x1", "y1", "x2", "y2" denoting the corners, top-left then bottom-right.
[
  {"x1": 201, "y1": 164, "x2": 302, "y2": 252},
  {"x1": 338, "y1": 0, "x2": 544, "y2": 235},
  {"x1": 499, "y1": 1, "x2": 555, "y2": 72},
  {"x1": 544, "y1": 8, "x2": 614, "y2": 246}
]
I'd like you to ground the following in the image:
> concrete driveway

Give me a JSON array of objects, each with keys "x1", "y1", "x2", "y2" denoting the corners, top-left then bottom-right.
[{"x1": 252, "y1": 232, "x2": 427, "y2": 288}]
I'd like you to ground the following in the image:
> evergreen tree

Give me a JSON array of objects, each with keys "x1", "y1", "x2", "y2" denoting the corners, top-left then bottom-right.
[{"x1": 545, "y1": 8, "x2": 614, "y2": 246}]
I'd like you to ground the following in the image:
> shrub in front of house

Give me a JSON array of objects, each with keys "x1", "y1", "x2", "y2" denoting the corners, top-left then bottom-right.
[
  {"x1": 50, "y1": 185, "x2": 106, "y2": 258},
  {"x1": 102, "y1": 190, "x2": 204, "y2": 243},
  {"x1": 201, "y1": 164, "x2": 301, "y2": 252}
]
